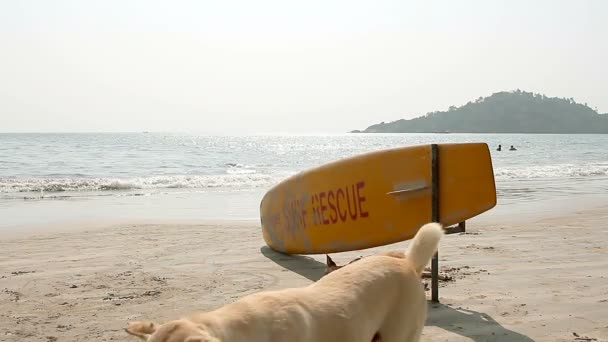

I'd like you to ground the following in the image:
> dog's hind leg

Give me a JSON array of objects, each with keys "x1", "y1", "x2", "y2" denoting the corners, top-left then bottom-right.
[{"x1": 375, "y1": 296, "x2": 427, "y2": 342}]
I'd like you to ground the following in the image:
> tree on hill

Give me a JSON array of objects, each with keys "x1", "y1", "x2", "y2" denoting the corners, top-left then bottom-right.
[{"x1": 354, "y1": 91, "x2": 608, "y2": 134}]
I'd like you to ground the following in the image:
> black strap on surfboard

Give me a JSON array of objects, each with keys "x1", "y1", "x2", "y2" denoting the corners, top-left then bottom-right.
[
  {"x1": 430, "y1": 144, "x2": 468, "y2": 302},
  {"x1": 431, "y1": 144, "x2": 440, "y2": 302}
]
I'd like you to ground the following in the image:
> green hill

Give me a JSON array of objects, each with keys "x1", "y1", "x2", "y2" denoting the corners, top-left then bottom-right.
[{"x1": 353, "y1": 90, "x2": 608, "y2": 134}]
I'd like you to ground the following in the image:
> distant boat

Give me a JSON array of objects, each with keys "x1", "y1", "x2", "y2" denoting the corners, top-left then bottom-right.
[{"x1": 142, "y1": 131, "x2": 149, "y2": 133}]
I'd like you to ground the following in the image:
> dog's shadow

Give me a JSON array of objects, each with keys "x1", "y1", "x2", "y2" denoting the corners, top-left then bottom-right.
[
  {"x1": 261, "y1": 247, "x2": 532, "y2": 341},
  {"x1": 260, "y1": 246, "x2": 326, "y2": 282},
  {"x1": 426, "y1": 303, "x2": 534, "y2": 341}
]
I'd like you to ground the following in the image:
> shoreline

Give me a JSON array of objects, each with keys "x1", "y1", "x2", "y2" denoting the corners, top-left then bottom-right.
[
  {"x1": 0, "y1": 189, "x2": 608, "y2": 234},
  {"x1": 1, "y1": 206, "x2": 607, "y2": 341},
  {"x1": 2, "y1": 191, "x2": 608, "y2": 237}
]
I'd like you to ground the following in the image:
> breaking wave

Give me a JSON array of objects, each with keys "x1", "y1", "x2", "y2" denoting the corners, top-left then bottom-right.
[{"x1": 0, "y1": 173, "x2": 291, "y2": 194}]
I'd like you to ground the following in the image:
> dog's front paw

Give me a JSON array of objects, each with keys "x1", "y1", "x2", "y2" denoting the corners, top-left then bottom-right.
[{"x1": 126, "y1": 321, "x2": 157, "y2": 339}]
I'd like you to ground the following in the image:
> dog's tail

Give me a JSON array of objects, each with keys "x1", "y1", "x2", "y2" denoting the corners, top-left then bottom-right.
[{"x1": 406, "y1": 222, "x2": 444, "y2": 275}]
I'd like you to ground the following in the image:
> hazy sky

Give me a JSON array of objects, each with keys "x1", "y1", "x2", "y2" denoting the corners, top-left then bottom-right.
[{"x1": 1, "y1": 0, "x2": 606, "y2": 134}]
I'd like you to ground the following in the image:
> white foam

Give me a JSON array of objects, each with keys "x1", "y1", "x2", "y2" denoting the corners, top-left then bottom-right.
[{"x1": 0, "y1": 172, "x2": 296, "y2": 194}]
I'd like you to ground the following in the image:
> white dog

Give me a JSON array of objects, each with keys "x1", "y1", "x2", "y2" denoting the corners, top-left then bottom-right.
[{"x1": 126, "y1": 222, "x2": 444, "y2": 342}]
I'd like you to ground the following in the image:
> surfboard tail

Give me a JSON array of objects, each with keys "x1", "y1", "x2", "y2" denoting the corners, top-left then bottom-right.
[{"x1": 406, "y1": 222, "x2": 444, "y2": 275}]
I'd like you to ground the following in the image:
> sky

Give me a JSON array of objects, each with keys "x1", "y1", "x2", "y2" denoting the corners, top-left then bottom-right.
[{"x1": 0, "y1": 0, "x2": 606, "y2": 134}]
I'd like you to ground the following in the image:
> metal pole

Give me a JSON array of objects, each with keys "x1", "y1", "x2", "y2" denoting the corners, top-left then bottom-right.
[{"x1": 431, "y1": 144, "x2": 439, "y2": 303}]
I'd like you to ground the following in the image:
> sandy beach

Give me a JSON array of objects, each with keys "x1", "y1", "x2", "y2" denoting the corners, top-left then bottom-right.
[{"x1": 1, "y1": 206, "x2": 607, "y2": 342}]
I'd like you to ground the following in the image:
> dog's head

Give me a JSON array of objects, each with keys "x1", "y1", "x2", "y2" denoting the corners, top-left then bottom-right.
[{"x1": 126, "y1": 319, "x2": 220, "y2": 342}]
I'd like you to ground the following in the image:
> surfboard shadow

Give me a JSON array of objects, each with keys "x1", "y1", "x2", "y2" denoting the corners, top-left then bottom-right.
[
  {"x1": 426, "y1": 303, "x2": 534, "y2": 341},
  {"x1": 260, "y1": 246, "x2": 326, "y2": 282}
]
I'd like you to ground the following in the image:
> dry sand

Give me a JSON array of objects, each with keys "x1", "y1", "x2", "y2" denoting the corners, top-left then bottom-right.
[{"x1": 1, "y1": 207, "x2": 607, "y2": 342}]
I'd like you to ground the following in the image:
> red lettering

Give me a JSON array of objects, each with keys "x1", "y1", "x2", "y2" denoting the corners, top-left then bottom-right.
[
  {"x1": 295, "y1": 199, "x2": 306, "y2": 228},
  {"x1": 300, "y1": 206, "x2": 307, "y2": 228},
  {"x1": 282, "y1": 203, "x2": 291, "y2": 226},
  {"x1": 356, "y1": 181, "x2": 369, "y2": 218},
  {"x1": 336, "y1": 188, "x2": 347, "y2": 222},
  {"x1": 346, "y1": 185, "x2": 358, "y2": 220},
  {"x1": 306, "y1": 181, "x2": 370, "y2": 228},
  {"x1": 327, "y1": 190, "x2": 337, "y2": 223},
  {"x1": 311, "y1": 194, "x2": 321, "y2": 225},
  {"x1": 287, "y1": 200, "x2": 301, "y2": 229},
  {"x1": 319, "y1": 192, "x2": 329, "y2": 225}
]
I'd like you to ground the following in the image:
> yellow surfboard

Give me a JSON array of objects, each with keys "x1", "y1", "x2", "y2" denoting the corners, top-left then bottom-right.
[{"x1": 260, "y1": 143, "x2": 496, "y2": 254}]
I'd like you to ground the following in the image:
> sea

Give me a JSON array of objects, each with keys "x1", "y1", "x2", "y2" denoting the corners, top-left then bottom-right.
[{"x1": 1, "y1": 133, "x2": 607, "y2": 230}]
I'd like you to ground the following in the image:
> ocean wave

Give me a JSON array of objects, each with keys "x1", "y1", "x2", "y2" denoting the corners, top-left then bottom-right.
[
  {"x1": 3, "y1": 162, "x2": 606, "y2": 194},
  {"x1": 494, "y1": 163, "x2": 608, "y2": 180},
  {"x1": 0, "y1": 173, "x2": 292, "y2": 194},
  {"x1": 225, "y1": 163, "x2": 257, "y2": 175}
]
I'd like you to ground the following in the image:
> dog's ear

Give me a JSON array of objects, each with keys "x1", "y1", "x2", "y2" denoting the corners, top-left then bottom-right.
[
  {"x1": 326, "y1": 255, "x2": 337, "y2": 267},
  {"x1": 125, "y1": 321, "x2": 157, "y2": 340}
]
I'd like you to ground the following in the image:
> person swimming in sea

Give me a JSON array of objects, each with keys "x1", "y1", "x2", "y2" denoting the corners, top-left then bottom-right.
[
  {"x1": 497, "y1": 144, "x2": 502, "y2": 151},
  {"x1": 509, "y1": 145, "x2": 517, "y2": 151}
]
